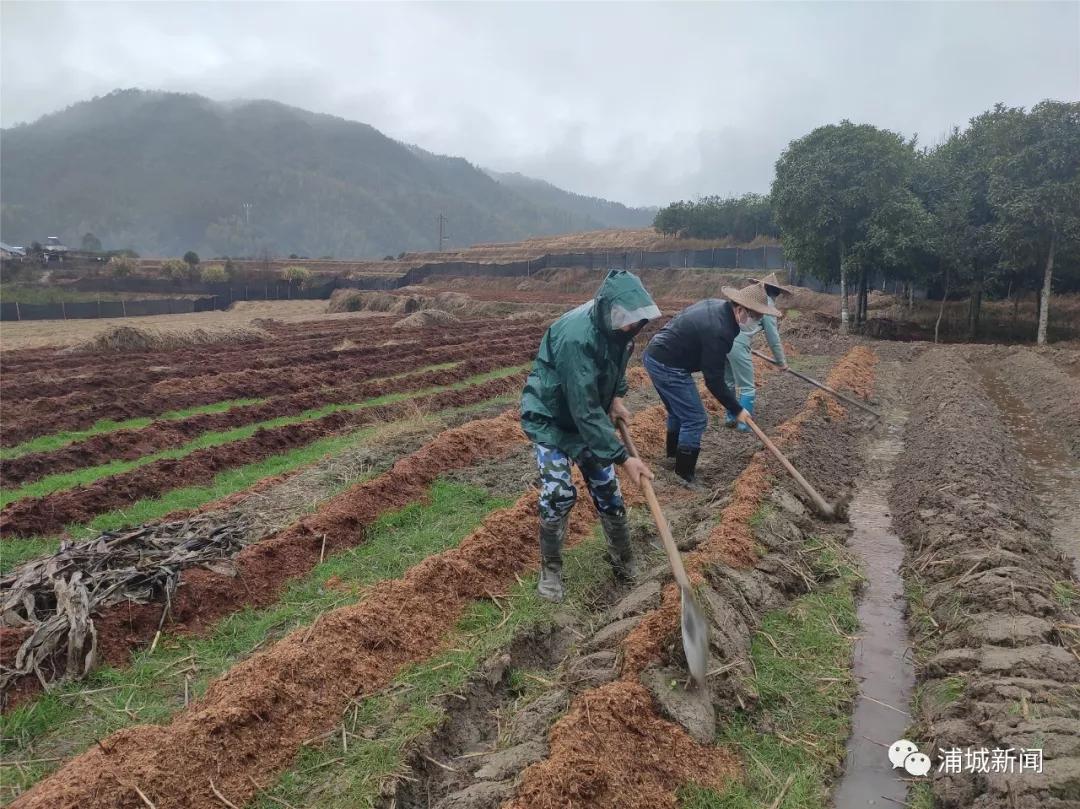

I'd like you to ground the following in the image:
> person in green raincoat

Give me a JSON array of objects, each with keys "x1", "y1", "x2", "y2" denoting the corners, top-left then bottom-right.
[{"x1": 520, "y1": 270, "x2": 661, "y2": 602}]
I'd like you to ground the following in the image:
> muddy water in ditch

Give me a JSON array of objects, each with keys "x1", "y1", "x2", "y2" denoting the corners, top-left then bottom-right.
[
  {"x1": 833, "y1": 364, "x2": 915, "y2": 809},
  {"x1": 976, "y1": 366, "x2": 1080, "y2": 576}
]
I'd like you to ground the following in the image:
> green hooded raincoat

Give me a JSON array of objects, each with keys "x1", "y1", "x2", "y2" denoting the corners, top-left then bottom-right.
[{"x1": 520, "y1": 270, "x2": 660, "y2": 466}]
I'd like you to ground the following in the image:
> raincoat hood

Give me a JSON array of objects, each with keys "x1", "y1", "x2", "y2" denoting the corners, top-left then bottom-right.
[{"x1": 591, "y1": 270, "x2": 662, "y2": 334}]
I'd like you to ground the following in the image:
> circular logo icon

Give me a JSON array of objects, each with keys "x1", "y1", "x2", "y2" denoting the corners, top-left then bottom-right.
[
  {"x1": 904, "y1": 752, "x2": 932, "y2": 777},
  {"x1": 888, "y1": 739, "x2": 919, "y2": 769}
]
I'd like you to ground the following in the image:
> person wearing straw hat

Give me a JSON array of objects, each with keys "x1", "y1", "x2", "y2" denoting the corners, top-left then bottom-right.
[
  {"x1": 643, "y1": 284, "x2": 781, "y2": 486},
  {"x1": 723, "y1": 272, "x2": 793, "y2": 432}
]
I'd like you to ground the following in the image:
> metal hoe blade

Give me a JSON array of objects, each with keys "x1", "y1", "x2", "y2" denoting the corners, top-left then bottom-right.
[
  {"x1": 679, "y1": 584, "x2": 709, "y2": 688},
  {"x1": 616, "y1": 418, "x2": 710, "y2": 690}
]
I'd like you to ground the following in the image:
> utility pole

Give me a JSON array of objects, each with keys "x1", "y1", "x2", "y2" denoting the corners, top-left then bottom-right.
[
  {"x1": 242, "y1": 202, "x2": 254, "y2": 258},
  {"x1": 437, "y1": 214, "x2": 449, "y2": 252}
]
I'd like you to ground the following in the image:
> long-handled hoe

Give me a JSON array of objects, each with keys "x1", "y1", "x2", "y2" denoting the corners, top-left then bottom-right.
[
  {"x1": 741, "y1": 414, "x2": 850, "y2": 521},
  {"x1": 752, "y1": 349, "x2": 881, "y2": 422},
  {"x1": 616, "y1": 419, "x2": 708, "y2": 689}
]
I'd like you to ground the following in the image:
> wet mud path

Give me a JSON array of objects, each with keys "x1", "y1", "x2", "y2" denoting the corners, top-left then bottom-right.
[
  {"x1": 832, "y1": 359, "x2": 915, "y2": 809},
  {"x1": 975, "y1": 365, "x2": 1080, "y2": 577}
]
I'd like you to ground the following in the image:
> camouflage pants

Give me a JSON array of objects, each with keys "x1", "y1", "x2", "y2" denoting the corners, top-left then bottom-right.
[{"x1": 534, "y1": 444, "x2": 625, "y2": 524}]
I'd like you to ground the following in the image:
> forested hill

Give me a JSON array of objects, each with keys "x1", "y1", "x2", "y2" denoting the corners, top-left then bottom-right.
[
  {"x1": 482, "y1": 169, "x2": 655, "y2": 230},
  {"x1": 0, "y1": 89, "x2": 651, "y2": 258}
]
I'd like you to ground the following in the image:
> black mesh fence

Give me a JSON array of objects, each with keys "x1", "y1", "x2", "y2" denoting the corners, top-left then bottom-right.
[
  {"x1": 0, "y1": 280, "x2": 339, "y2": 321},
  {"x1": 3, "y1": 248, "x2": 789, "y2": 319}
]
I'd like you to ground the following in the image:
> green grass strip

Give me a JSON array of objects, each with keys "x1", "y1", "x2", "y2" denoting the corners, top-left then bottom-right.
[
  {"x1": 0, "y1": 365, "x2": 523, "y2": 507},
  {"x1": 0, "y1": 285, "x2": 133, "y2": 304},
  {"x1": 679, "y1": 538, "x2": 859, "y2": 809},
  {"x1": 249, "y1": 529, "x2": 622, "y2": 809},
  {"x1": 0, "y1": 538, "x2": 60, "y2": 575},
  {"x1": 0, "y1": 361, "x2": 460, "y2": 462},
  {"x1": 0, "y1": 399, "x2": 264, "y2": 462},
  {"x1": 0, "y1": 481, "x2": 512, "y2": 803},
  {"x1": 0, "y1": 391, "x2": 517, "y2": 577}
]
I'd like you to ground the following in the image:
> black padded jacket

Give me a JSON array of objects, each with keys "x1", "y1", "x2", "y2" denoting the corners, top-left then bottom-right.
[{"x1": 643, "y1": 298, "x2": 743, "y2": 415}]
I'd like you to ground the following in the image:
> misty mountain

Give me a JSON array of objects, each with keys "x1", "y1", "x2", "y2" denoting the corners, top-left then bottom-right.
[
  {"x1": 0, "y1": 89, "x2": 648, "y2": 258},
  {"x1": 483, "y1": 169, "x2": 655, "y2": 229}
]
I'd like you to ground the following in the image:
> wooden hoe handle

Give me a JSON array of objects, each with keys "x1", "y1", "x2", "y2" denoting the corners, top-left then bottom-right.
[
  {"x1": 751, "y1": 349, "x2": 881, "y2": 420},
  {"x1": 616, "y1": 420, "x2": 693, "y2": 592},
  {"x1": 741, "y1": 415, "x2": 836, "y2": 519}
]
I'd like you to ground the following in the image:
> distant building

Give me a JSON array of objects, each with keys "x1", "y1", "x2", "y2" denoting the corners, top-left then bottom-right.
[
  {"x1": 43, "y1": 236, "x2": 69, "y2": 262},
  {"x1": 0, "y1": 242, "x2": 27, "y2": 258}
]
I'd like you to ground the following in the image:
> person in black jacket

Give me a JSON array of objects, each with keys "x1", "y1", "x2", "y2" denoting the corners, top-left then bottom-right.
[{"x1": 642, "y1": 283, "x2": 781, "y2": 486}]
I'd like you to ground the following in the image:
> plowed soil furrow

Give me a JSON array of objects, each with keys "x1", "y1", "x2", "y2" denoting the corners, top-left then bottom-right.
[
  {"x1": 0, "y1": 373, "x2": 526, "y2": 539},
  {"x1": 891, "y1": 349, "x2": 1080, "y2": 809},
  {"x1": 1, "y1": 349, "x2": 532, "y2": 486},
  {"x1": 8, "y1": 415, "x2": 624, "y2": 809},
  {"x1": 2, "y1": 332, "x2": 378, "y2": 401},
  {"x1": 0, "y1": 319, "x2": 403, "y2": 399},
  {"x1": 1, "y1": 325, "x2": 543, "y2": 445},
  {"x1": 86, "y1": 409, "x2": 530, "y2": 668},
  {"x1": 991, "y1": 347, "x2": 1080, "y2": 459},
  {"x1": 0, "y1": 315, "x2": 396, "y2": 377},
  {"x1": 0, "y1": 402, "x2": 527, "y2": 708},
  {"x1": 1, "y1": 321, "x2": 536, "y2": 419}
]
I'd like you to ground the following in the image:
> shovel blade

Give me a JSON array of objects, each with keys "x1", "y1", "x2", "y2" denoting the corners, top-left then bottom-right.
[{"x1": 680, "y1": 585, "x2": 709, "y2": 689}]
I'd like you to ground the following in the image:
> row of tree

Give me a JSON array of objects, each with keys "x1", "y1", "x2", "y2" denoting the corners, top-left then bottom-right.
[
  {"x1": 654, "y1": 100, "x2": 1079, "y2": 344},
  {"x1": 653, "y1": 194, "x2": 778, "y2": 241},
  {"x1": 774, "y1": 100, "x2": 1079, "y2": 343}
]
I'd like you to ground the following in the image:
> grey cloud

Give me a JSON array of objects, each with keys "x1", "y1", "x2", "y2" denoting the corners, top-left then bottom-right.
[{"x1": 2, "y1": 1, "x2": 1076, "y2": 206}]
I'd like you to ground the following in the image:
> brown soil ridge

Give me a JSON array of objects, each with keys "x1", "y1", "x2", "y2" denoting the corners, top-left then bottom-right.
[
  {"x1": 1, "y1": 330, "x2": 536, "y2": 446},
  {"x1": 0, "y1": 314, "x2": 390, "y2": 376},
  {"x1": 0, "y1": 373, "x2": 526, "y2": 539},
  {"x1": 0, "y1": 317, "x2": 398, "y2": 401},
  {"x1": 890, "y1": 348, "x2": 1080, "y2": 809},
  {"x1": 0, "y1": 406, "x2": 527, "y2": 707},
  {"x1": 0, "y1": 312, "x2": 417, "y2": 377},
  {"x1": 505, "y1": 680, "x2": 738, "y2": 809},
  {"x1": 991, "y1": 346, "x2": 1080, "y2": 459},
  {"x1": 505, "y1": 345, "x2": 878, "y2": 809},
  {"x1": 14, "y1": 320, "x2": 520, "y2": 406},
  {"x1": 1, "y1": 323, "x2": 543, "y2": 443},
  {"x1": 10, "y1": 410, "x2": 680, "y2": 808},
  {"x1": 1, "y1": 349, "x2": 532, "y2": 486},
  {"x1": 88, "y1": 408, "x2": 530, "y2": 664}
]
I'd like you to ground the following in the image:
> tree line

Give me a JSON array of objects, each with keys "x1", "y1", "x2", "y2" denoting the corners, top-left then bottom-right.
[
  {"x1": 655, "y1": 100, "x2": 1079, "y2": 344},
  {"x1": 653, "y1": 194, "x2": 778, "y2": 242}
]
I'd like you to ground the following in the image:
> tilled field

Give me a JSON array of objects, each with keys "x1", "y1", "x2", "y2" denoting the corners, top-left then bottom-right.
[
  {"x1": 892, "y1": 349, "x2": 1080, "y2": 809},
  {"x1": 3, "y1": 296, "x2": 1079, "y2": 809},
  {"x1": 1, "y1": 322, "x2": 546, "y2": 443},
  {"x1": 0, "y1": 313, "x2": 546, "y2": 693}
]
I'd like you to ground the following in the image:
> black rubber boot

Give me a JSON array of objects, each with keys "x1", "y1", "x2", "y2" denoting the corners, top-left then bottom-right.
[
  {"x1": 599, "y1": 512, "x2": 641, "y2": 582},
  {"x1": 663, "y1": 430, "x2": 679, "y2": 469},
  {"x1": 665, "y1": 430, "x2": 679, "y2": 459},
  {"x1": 673, "y1": 445, "x2": 701, "y2": 489},
  {"x1": 537, "y1": 517, "x2": 568, "y2": 602}
]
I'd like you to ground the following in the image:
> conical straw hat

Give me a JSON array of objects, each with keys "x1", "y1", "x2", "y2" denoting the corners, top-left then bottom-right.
[
  {"x1": 746, "y1": 272, "x2": 795, "y2": 296},
  {"x1": 722, "y1": 283, "x2": 782, "y2": 317}
]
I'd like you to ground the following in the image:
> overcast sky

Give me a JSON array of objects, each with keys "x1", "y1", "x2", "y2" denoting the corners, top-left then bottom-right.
[{"x1": 2, "y1": 1, "x2": 1077, "y2": 206}]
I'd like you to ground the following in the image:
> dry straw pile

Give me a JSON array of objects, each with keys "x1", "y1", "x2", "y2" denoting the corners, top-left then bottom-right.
[
  {"x1": 66, "y1": 324, "x2": 269, "y2": 354},
  {"x1": 392, "y1": 309, "x2": 459, "y2": 329}
]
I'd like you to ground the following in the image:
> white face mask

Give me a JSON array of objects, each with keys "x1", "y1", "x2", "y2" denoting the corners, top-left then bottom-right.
[{"x1": 739, "y1": 312, "x2": 761, "y2": 334}]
